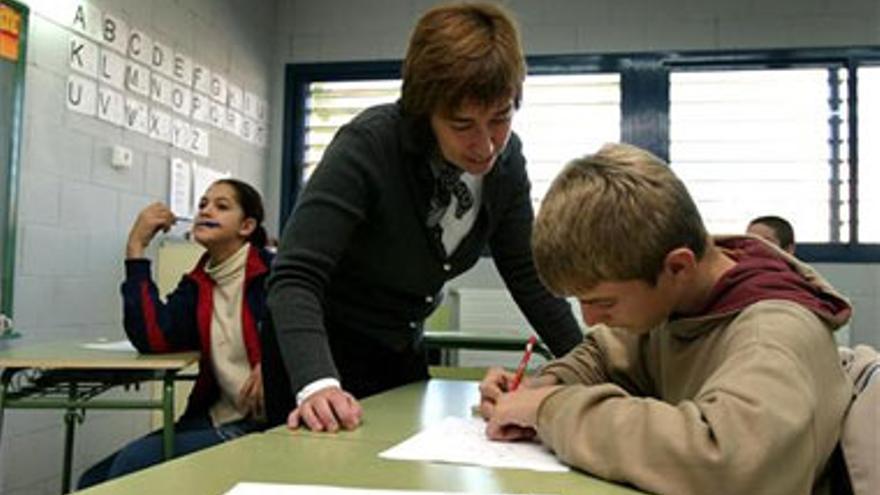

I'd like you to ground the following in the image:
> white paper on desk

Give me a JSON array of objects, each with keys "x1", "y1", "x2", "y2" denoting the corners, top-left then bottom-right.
[
  {"x1": 379, "y1": 416, "x2": 569, "y2": 473},
  {"x1": 225, "y1": 483, "x2": 557, "y2": 495},
  {"x1": 81, "y1": 340, "x2": 137, "y2": 352}
]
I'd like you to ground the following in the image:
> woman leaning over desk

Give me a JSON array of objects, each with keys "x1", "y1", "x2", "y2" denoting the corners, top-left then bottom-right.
[
  {"x1": 261, "y1": 2, "x2": 583, "y2": 434},
  {"x1": 78, "y1": 179, "x2": 273, "y2": 488}
]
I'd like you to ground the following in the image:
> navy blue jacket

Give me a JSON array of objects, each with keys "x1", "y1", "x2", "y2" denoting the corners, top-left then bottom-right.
[{"x1": 122, "y1": 244, "x2": 273, "y2": 418}]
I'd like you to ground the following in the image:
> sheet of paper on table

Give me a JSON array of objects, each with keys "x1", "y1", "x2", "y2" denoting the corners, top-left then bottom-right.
[
  {"x1": 225, "y1": 483, "x2": 558, "y2": 495},
  {"x1": 81, "y1": 340, "x2": 137, "y2": 352},
  {"x1": 379, "y1": 416, "x2": 569, "y2": 473}
]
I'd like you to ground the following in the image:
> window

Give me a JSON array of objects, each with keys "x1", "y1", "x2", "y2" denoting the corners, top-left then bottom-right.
[
  {"x1": 858, "y1": 66, "x2": 880, "y2": 242},
  {"x1": 670, "y1": 68, "x2": 849, "y2": 242},
  {"x1": 285, "y1": 48, "x2": 880, "y2": 260},
  {"x1": 300, "y1": 73, "x2": 621, "y2": 211},
  {"x1": 304, "y1": 80, "x2": 399, "y2": 182},
  {"x1": 515, "y1": 74, "x2": 620, "y2": 210}
]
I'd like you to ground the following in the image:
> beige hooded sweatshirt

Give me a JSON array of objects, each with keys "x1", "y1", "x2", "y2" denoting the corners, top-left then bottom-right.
[{"x1": 536, "y1": 236, "x2": 853, "y2": 495}]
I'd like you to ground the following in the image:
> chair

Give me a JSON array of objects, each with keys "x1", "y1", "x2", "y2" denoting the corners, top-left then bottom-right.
[{"x1": 837, "y1": 345, "x2": 880, "y2": 495}]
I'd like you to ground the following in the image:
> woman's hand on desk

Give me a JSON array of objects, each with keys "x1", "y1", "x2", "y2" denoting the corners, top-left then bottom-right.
[{"x1": 287, "y1": 387, "x2": 362, "y2": 433}]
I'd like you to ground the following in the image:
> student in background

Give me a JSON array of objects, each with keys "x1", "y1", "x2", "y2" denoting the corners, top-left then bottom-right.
[
  {"x1": 79, "y1": 179, "x2": 273, "y2": 488},
  {"x1": 747, "y1": 214, "x2": 796, "y2": 254},
  {"x1": 479, "y1": 143, "x2": 852, "y2": 494},
  {"x1": 262, "y1": 2, "x2": 583, "y2": 434}
]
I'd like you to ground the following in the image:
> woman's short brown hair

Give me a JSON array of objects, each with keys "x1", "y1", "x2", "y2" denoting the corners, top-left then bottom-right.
[
  {"x1": 533, "y1": 143, "x2": 709, "y2": 295},
  {"x1": 402, "y1": 2, "x2": 526, "y2": 118}
]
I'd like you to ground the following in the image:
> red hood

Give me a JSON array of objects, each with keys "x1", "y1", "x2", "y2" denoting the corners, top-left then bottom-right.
[{"x1": 695, "y1": 237, "x2": 851, "y2": 325}]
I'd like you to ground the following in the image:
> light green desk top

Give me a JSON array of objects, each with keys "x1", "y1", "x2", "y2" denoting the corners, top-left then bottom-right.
[
  {"x1": 78, "y1": 432, "x2": 643, "y2": 495},
  {"x1": 0, "y1": 339, "x2": 198, "y2": 370},
  {"x1": 77, "y1": 380, "x2": 648, "y2": 495}
]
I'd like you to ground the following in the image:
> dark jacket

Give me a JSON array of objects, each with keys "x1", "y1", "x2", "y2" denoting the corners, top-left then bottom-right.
[
  {"x1": 264, "y1": 102, "x2": 582, "y2": 416},
  {"x1": 122, "y1": 244, "x2": 273, "y2": 418}
]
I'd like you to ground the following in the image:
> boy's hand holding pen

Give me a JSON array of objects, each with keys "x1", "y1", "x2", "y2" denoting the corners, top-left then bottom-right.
[
  {"x1": 478, "y1": 336, "x2": 566, "y2": 441},
  {"x1": 474, "y1": 335, "x2": 538, "y2": 418}
]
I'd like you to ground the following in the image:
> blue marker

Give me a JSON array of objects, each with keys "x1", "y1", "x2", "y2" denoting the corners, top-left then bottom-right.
[{"x1": 175, "y1": 217, "x2": 219, "y2": 227}]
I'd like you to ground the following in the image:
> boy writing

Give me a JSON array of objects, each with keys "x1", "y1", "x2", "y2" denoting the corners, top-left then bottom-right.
[{"x1": 479, "y1": 143, "x2": 852, "y2": 494}]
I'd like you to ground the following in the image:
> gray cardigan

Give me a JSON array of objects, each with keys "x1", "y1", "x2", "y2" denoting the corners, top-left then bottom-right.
[{"x1": 266, "y1": 102, "x2": 582, "y2": 396}]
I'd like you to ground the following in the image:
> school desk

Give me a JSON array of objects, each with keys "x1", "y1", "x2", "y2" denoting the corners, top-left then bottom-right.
[
  {"x1": 76, "y1": 380, "x2": 648, "y2": 495},
  {"x1": 0, "y1": 339, "x2": 198, "y2": 493}
]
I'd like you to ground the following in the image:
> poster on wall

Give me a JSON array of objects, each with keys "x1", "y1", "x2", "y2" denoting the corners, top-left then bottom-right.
[
  {"x1": 61, "y1": 0, "x2": 269, "y2": 156},
  {"x1": 0, "y1": 4, "x2": 21, "y2": 62},
  {"x1": 191, "y1": 161, "x2": 229, "y2": 214},
  {"x1": 169, "y1": 157, "x2": 193, "y2": 220},
  {"x1": 168, "y1": 157, "x2": 230, "y2": 221}
]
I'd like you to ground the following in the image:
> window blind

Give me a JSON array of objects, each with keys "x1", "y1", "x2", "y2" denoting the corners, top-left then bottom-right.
[
  {"x1": 670, "y1": 68, "x2": 849, "y2": 242},
  {"x1": 858, "y1": 67, "x2": 880, "y2": 242},
  {"x1": 304, "y1": 79, "x2": 400, "y2": 181},
  {"x1": 303, "y1": 74, "x2": 621, "y2": 212}
]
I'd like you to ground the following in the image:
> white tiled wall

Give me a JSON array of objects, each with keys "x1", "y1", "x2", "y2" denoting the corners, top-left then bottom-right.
[
  {"x1": 276, "y1": 0, "x2": 880, "y2": 64},
  {"x1": 813, "y1": 263, "x2": 880, "y2": 348}
]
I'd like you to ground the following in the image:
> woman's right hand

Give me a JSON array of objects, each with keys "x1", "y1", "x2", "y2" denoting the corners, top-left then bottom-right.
[
  {"x1": 287, "y1": 386, "x2": 362, "y2": 433},
  {"x1": 126, "y1": 202, "x2": 176, "y2": 259}
]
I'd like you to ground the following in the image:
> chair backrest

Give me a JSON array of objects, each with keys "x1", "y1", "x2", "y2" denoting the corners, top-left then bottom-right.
[
  {"x1": 838, "y1": 345, "x2": 880, "y2": 495},
  {"x1": 156, "y1": 239, "x2": 205, "y2": 298}
]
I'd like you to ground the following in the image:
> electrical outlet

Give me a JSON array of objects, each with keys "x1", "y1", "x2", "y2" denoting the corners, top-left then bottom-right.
[{"x1": 111, "y1": 145, "x2": 133, "y2": 169}]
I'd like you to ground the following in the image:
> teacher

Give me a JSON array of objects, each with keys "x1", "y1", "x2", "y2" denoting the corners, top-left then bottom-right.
[{"x1": 262, "y1": 1, "x2": 582, "y2": 432}]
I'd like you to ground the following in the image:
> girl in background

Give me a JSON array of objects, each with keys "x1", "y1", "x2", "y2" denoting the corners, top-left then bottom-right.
[{"x1": 79, "y1": 178, "x2": 272, "y2": 488}]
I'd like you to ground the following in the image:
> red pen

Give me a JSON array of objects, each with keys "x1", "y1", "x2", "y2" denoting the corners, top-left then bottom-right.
[{"x1": 510, "y1": 335, "x2": 538, "y2": 391}]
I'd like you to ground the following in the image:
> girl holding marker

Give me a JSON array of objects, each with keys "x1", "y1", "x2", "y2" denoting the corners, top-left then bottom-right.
[{"x1": 78, "y1": 179, "x2": 273, "y2": 488}]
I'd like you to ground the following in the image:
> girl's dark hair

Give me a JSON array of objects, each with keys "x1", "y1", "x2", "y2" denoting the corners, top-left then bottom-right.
[{"x1": 215, "y1": 178, "x2": 268, "y2": 249}]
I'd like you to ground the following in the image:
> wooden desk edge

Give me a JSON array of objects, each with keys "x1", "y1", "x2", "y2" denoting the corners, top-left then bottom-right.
[{"x1": 0, "y1": 351, "x2": 200, "y2": 370}]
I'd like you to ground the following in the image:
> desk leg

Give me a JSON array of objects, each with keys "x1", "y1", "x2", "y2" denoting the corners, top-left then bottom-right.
[
  {"x1": 0, "y1": 368, "x2": 14, "y2": 451},
  {"x1": 161, "y1": 373, "x2": 175, "y2": 460},
  {"x1": 61, "y1": 383, "x2": 81, "y2": 495}
]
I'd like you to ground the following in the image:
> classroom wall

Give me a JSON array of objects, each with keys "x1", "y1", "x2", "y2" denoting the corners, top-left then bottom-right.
[
  {"x1": 273, "y1": 0, "x2": 880, "y2": 350},
  {"x1": 0, "y1": 0, "x2": 278, "y2": 493},
  {"x1": 277, "y1": 0, "x2": 880, "y2": 62}
]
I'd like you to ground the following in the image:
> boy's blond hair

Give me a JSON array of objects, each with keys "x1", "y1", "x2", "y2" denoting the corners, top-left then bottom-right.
[
  {"x1": 401, "y1": 2, "x2": 525, "y2": 118},
  {"x1": 533, "y1": 143, "x2": 708, "y2": 295}
]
